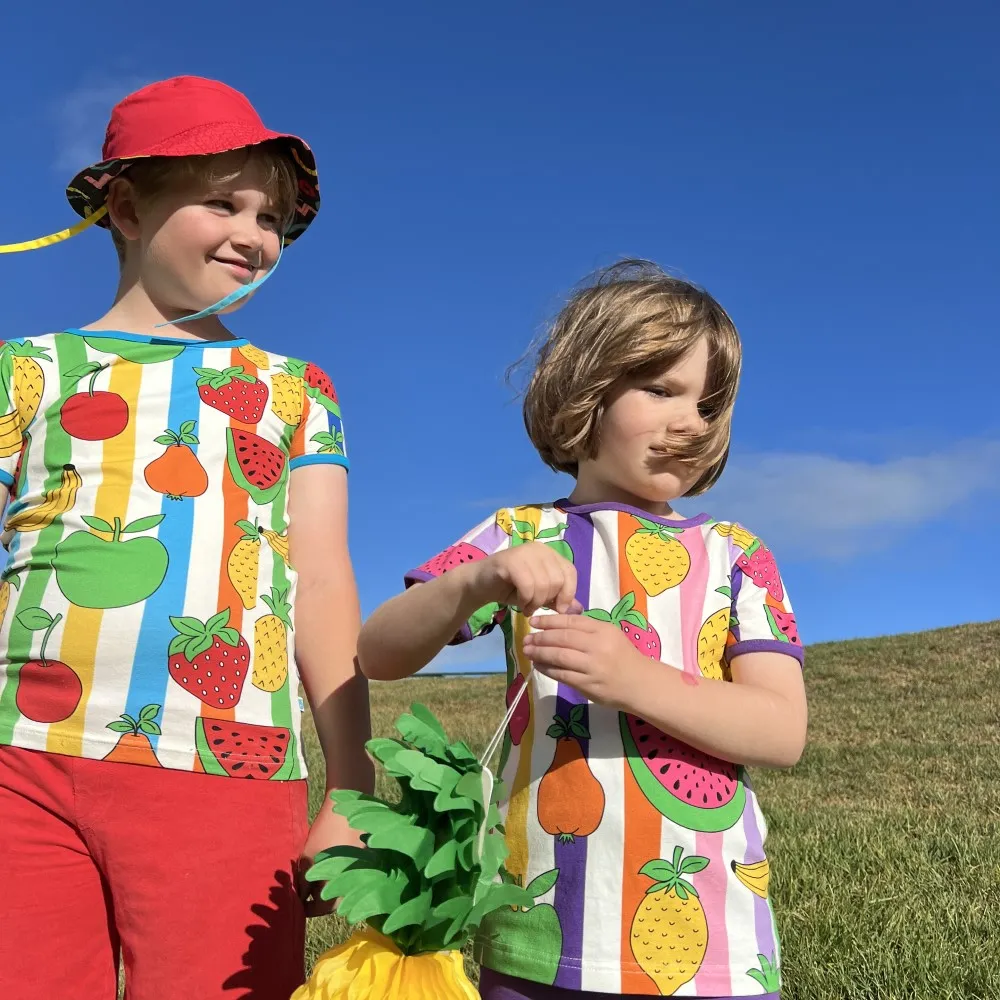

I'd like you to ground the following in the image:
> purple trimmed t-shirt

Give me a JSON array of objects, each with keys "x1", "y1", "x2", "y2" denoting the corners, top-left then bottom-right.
[{"x1": 405, "y1": 501, "x2": 800, "y2": 997}]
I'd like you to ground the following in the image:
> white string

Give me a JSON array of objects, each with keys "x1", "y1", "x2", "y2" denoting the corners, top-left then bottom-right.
[{"x1": 479, "y1": 664, "x2": 533, "y2": 768}]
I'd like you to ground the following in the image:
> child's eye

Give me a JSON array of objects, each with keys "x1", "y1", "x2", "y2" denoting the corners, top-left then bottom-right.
[
  {"x1": 206, "y1": 199, "x2": 234, "y2": 212},
  {"x1": 644, "y1": 386, "x2": 672, "y2": 398},
  {"x1": 258, "y1": 213, "x2": 281, "y2": 229}
]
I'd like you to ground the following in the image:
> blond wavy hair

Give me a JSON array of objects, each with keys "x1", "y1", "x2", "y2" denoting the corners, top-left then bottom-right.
[
  {"x1": 109, "y1": 143, "x2": 298, "y2": 265},
  {"x1": 519, "y1": 259, "x2": 742, "y2": 496}
]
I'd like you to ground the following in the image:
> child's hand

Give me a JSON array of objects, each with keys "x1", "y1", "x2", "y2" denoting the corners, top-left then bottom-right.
[
  {"x1": 522, "y1": 613, "x2": 651, "y2": 707},
  {"x1": 471, "y1": 542, "x2": 581, "y2": 617},
  {"x1": 297, "y1": 804, "x2": 365, "y2": 917}
]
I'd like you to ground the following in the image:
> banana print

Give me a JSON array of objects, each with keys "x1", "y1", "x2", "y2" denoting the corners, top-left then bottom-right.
[
  {"x1": 4, "y1": 465, "x2": 82, "y2": 533},
  {"x1": 731, "y1": 858, "x2": 770, "y2": 898},
  {"x1": 261, "y1": 528, "x2": 290, "y2": 563}
]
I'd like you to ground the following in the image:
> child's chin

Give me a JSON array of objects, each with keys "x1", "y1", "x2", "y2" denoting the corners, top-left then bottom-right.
[{"x1": 220, "y1": 291, "x2": 255, "y2": 315}]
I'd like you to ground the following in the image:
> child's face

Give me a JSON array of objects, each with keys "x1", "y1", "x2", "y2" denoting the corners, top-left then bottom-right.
[
  {"x1": 131, "y1": 156, "x2": 284, "y2": 316},
  {"x1": 579, "y1": 336, "x2": 710, "y2": 508}
]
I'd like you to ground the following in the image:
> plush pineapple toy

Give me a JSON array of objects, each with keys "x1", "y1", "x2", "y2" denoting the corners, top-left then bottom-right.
[{"x1": 293, "y1": 703, "x2": 532, "y2": 1000}]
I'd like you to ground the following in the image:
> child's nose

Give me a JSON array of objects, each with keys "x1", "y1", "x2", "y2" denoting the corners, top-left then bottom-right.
[{"x1": 667, "y1": 404, "x2": 706, "y2": 436}]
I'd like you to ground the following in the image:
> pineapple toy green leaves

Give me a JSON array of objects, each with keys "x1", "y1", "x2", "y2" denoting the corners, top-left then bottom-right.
[{"x1": 305, "y1": 703, "x2": 533, "y2": 955}]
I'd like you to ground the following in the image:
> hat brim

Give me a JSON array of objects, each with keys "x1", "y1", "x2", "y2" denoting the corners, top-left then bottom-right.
[{"x1": 66, "y1": 123, "x2": 319, "y2": 246}]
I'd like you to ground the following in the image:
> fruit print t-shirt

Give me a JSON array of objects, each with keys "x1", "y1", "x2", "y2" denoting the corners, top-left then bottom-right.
[
  {"x1": 0, "y1": 330, "x2": 348, "y2": 779},
  {"x1": 405, "y1": 501, "x2": 803, "y2": 998}
]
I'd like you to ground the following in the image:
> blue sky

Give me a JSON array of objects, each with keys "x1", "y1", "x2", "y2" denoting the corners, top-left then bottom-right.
[{"x1": 2, "y1": 1, "x2": 997, "y2": 673}]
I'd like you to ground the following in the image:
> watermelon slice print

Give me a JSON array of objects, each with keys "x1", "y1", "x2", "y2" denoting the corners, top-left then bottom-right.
[
  {"x1": 194, "y1": 718, "x2": 296, "y2": 779},
  {"x1": 226, "y1": 429, "x2": 288, "y2": 505}
]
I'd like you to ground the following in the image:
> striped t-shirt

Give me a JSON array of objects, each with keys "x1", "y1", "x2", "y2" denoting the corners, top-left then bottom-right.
[
  {"x1": 0, "y1": 329, "x2": 348, "y2": 779},
  {"x1": 406, "y1": 501, "x2": 802, "y2": 997}
]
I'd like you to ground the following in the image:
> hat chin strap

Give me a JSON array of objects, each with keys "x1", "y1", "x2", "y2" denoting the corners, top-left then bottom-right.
[
  {"x1": 156, "y1": 238, "x2": 285, "y2": 327},
  {"x1": 1, "y1": 205, "x2": 285, "y2": 325},
  {"x1": 0, "y1": 206, "x2": 108, "y2": 254}
]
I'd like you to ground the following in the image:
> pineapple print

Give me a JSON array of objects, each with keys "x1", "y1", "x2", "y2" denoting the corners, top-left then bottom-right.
[
  {"x1": 0, "y1": 410, "x2": 20, "y2": 458},
  {"x1": 227, "y1": 520, "x2": 261, "y2": 611},
  {"x1": 747, "y1": 952, "x2": 780, "y2": 992},
  {"x1": 8, "y1": 340, "x2": 51, "y2": 429},
  {"x1": 238, "y1": 344, "x2": 270, "y2": 370},
  {"x1": 0, "y1": 573, "x2": 20, "y2": 629},
  {"x1": 495, "y1": 509, "x2": 515, "y2": 535},
  {"x1": 253, "y1": 587, "x2": 292, "y2": 691},
  {"x1": 631, "y1": 847, "x2": 710, "y2": 995},
  {"x1": 697, "y1": 587, "x2": 736, "y2": 681},
  {"x1": 310, "y1": 430, "x2": 345, "y2": 456},
  {"x1": 714, "y1": 521, "x2": 755, "y2": 551},
  {"x1": 271, "y1": 360, "x2": 306, "y2": 424},
  {"x1": 261, "y1": 528, "x2": 290, "y2": 564},
  {"x1": 625, "y1": 517, "x2": 691, "y2": 596}
]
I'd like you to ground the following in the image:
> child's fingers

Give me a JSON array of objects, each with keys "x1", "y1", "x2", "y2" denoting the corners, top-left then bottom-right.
[{"x1": 523, "y1": 623, "x2": 592, "y2": 653}]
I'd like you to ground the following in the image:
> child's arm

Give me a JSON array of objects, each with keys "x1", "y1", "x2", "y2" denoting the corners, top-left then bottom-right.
[
  {"x1": 526, "y1": 615, "x2": 805, "y2": 767},
  {"x1": 359, "y1": 542, "x2": 579, "y2": 681},
  {"x1": 287, "y1": 464, "x2": 374, "y2": 910}
]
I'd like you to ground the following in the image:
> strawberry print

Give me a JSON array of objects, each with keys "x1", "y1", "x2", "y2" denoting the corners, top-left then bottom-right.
[
  {"x1": 304, "y1": 362, "x2": 338, "y2": 413},
  {"x1": 167, "y1": 609, "x2": 251, "y2": 708},
  {"x1": 585, "y1": 592, "x2": 661, "y2": 658},
  {"x1": 194, "y1": 366, "x2": 268, "y2": 423},
  {"x1": 417, "y1": 542, "x2": 488, "y2": 576},
  {"x1": 736, "y1": 540, "x2": 784, "y2": 601}
]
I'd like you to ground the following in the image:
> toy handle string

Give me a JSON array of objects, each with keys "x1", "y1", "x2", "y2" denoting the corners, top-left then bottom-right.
[{"x1": 478, "y1": 607, "x2": 556, "y2": 768}]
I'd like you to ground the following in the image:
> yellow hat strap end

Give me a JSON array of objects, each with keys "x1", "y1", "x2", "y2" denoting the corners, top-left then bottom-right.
[{"x1": 0, "y1": 205, "x2": 108, "y2": 254}]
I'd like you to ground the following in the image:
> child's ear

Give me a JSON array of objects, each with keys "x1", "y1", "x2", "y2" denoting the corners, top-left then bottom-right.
[{"x1": 105, "y1": 177, "x2": 142, "y2": 241}]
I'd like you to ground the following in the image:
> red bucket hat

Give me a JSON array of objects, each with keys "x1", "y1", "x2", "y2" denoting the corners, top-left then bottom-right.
[{"x1": 65, "y1": 76, "x2": 320, "y2": 247}]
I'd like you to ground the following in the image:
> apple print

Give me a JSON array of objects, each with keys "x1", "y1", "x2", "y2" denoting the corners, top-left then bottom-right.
[
  {"x1": 54, "y1": 514, "x2": 169, "y2": 609},
  {"x1": 14, "y1": 606, "x2": 82, "y2": 723},
  {"x1": 60, "y1": 362, "x2": 129, "y2": 440}
]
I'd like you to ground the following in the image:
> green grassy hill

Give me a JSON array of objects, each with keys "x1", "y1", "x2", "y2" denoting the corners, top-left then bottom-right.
[{"x1": 302, "y1": 620, "x2": 1000, "y2": 1000}]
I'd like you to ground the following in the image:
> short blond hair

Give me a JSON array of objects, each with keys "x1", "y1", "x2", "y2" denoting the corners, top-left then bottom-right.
[
  {"x1": 519, "y1": 259, "x2": 742, "y2": 496},
  {"x1": 110, "y1": 142, "x2": 298, "y2": 265}
]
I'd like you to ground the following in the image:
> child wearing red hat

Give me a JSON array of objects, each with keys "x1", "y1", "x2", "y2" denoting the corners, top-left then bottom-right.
[{"x1": 0, "y1": 76, "x2": 373, "y2": 1000}]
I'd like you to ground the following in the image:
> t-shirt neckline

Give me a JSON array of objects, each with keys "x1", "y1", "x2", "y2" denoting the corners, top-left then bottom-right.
[
  {"x1": 555, "y1": 498, "x2": 711, "y2": 528},
  {"x1": 63, "y1": 328, "x2": 249, "y2": 348}
]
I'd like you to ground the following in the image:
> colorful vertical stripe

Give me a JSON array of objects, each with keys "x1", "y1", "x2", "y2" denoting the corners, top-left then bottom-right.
[
  {"x1": 124, "y1": 351, "x2": 201, "y2": 750},
  {"x1": 550, "y1": 512, "x2": 593, "y2": 992},
  {"x1": 617, "y1": 511, "x2": 661, "y2": 995},
  {"x1": 503, "y1": 504, "x2": 541, "y2": 885}
]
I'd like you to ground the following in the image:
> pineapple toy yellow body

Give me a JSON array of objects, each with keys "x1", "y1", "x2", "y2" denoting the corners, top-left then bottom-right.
[
  {"x1": 631, "y1": 848, "x2": 710, "y2": 995},
  {"x1": 625, "y1": 517, "x2": 691, "y2": 596},
  {"x1": 253, "y1": 587, "x2": 292, "y2": 691}
]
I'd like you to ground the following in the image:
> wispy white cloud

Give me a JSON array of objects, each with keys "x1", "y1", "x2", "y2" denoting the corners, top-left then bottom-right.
[
  {"x1": 701, "y1": 440, "x2": 1000, "y2": 559},
  {"x1": 51, "y1": 75, "x2": 151, "y2": 173}
]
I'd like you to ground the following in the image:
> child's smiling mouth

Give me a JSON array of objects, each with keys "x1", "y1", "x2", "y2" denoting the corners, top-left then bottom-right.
[{"x1": 211, "y1": 256, "x2": 257, "y2": 282}]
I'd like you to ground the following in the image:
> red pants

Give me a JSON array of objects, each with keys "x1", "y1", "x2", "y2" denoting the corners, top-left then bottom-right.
[{"x1": 0, "y1": 744, "x2": 309, "y2": 1000}]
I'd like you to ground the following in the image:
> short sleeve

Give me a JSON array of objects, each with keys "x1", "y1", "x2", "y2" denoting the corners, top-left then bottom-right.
[
  {"x1": 725, "y1": 532, "x2": 804, "y2": 666},
  {"x1": 0, "y1": 345, "x2": 23, "y2": 488},
  {"x1": 404, "y1": 509, "x2": 514, "y2": 644},
  {"x1": 288, "y1": 361, "x2": 348, "y2": 472}
]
